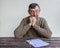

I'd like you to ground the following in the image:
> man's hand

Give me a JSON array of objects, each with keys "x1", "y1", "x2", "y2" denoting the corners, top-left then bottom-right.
[{"x1": 29, "y1": 17, "x2": 36, "y2": 26}]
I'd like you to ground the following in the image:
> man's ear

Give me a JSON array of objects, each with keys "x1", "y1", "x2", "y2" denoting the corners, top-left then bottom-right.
[
  {"x1": 28, "y1": 10, "x2": 30, "y2": 14},
  {"x1": 39, "y1": 9, "x2": 41, "y2": 12}
]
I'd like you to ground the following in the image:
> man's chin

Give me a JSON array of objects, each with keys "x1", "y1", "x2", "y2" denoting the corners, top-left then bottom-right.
[
  {"x1": 34, "y1": 15, "x2": 38, "y2": 17},
  {"x1": 30, "y1": 15, "x2": 38, "y2": 17}
]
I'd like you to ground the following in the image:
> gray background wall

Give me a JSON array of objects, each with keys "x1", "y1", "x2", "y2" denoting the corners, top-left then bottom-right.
[{"x1": 0, "y1": 0, "x2": 60, "y2": 37}]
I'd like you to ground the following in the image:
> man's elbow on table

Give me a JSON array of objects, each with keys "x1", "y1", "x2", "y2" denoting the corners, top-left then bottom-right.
[{"x1": 45, "y1": 32, "x2": 52, "y2": 39}]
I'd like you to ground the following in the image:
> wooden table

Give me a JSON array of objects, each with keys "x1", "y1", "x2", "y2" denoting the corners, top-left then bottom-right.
[{"x1": 0, "y1": 37, "x2": 60, "y2": 48}]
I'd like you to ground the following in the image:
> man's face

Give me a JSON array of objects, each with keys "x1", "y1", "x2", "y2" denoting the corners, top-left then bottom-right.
[{"x1": 28, "y1": 6, "x2": 40, "y2": 17}]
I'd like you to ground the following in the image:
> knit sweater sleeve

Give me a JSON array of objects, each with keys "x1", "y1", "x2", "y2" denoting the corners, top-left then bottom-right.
[
  {"x1": 14, "y1": 18, "x2": 31, "y2": 38},
  {"x1": 32, "y1": 18, "x2": 52, "y2": 38}
]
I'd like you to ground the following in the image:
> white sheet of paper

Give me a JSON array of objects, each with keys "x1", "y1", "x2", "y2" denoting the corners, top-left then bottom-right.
[{"x1": 26, "y1": 39, "x2": 49, "y2": 48}]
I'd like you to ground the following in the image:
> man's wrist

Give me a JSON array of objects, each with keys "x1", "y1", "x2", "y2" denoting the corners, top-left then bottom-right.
[{"x1": 29, "y1": 23, "x2": 32, "y2": 26}]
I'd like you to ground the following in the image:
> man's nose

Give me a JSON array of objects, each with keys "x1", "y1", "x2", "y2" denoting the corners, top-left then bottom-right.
[{"x1": 34, "y1": 12, "x2": 36, "y2": 15}]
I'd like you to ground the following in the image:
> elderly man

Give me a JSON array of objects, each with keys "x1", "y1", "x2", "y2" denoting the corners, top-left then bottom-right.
[{"x1": 14, "y1": 3, "x2": 52, "y2": 39}]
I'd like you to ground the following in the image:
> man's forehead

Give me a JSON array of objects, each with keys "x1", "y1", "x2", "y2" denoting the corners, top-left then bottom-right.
[{"x1": 29, "y1": 6, "x2": 40, "y2": 10}]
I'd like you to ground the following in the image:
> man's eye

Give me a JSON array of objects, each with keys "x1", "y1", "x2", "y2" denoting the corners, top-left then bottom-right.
[
  {"x1": 36, "y1": 10, "x2": 38, "y2": 12},
  {"x1": 31, "y1": 11, "x2": 34, "y2": 12}
]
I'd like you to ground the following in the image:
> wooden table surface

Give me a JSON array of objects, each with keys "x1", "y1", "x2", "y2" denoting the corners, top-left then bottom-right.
[{"x1": 0, "y1": 37, "x2": 60, "y2": 48}]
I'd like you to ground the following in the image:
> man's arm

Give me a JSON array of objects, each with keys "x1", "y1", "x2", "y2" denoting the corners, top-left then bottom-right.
[
  {"x1": 32, "y1": 18, "x2": 52, "y2": 38},
  {"x1": 14, "y1": 18, "x2": 31, "y2": 38}
]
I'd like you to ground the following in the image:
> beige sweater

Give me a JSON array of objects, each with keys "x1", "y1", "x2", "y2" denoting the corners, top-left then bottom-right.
[{"x1": 14, "y1": 16, "x2": 52, "y2": 39}]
